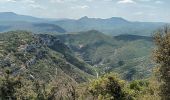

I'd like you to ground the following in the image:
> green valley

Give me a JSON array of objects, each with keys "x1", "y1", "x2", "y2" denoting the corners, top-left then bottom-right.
[
  {"x1": 0, "y1": 9, "x2": 169, "y2": 99},
  {"x1": 56, "y1": 30, "x2": 154, "y2": 80}
]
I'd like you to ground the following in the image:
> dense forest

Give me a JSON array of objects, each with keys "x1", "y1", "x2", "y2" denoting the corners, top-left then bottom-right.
[
  {"x1": 0, "y1": 11, "x2": 170, "y2": 100},
  {"x1": 0, "y1": 26, "x2": 170, "y2": 100}
]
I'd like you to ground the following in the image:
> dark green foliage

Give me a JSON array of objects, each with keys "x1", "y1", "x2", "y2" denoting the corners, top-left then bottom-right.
[
  {"x1": 118, "y1": 61, "x2": 125, "y2": 66},
  {"x1": 0, "y1": 70, "x2": 58, "y2": 100},
  {"x1": 130, "y1": 80, "x2": 149, "y2": 91},
  {"x1": 0, "y1": 70, "x2": 22, "y2": 100},
  {"x1": 33, "y1": 81, "x2": 57, "y2": 100},
  {"x1": 88, "y1": 74, "x2": 132, "y2": 100},
  {"x1": 114, "y1": 34, "x2": 152, "y2": 41}
]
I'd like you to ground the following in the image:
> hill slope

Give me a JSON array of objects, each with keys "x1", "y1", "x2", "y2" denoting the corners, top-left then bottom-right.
[
  {"x1": 0, "y1": 31, "x2": 94, "y2": 83},
  {"x1": 56, "y1": 30, "x2": 155, "y2": 80}
]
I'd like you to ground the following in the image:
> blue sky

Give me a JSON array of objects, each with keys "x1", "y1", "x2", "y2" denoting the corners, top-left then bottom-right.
[{"x1": 0, "y1": 0, "x2": 169, "y2": 22}]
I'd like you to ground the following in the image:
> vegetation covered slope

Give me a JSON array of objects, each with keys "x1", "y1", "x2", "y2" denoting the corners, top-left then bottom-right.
[
  {"x1": 57, "y1": 30, "x2": 154, "y2": 80},
  {"x1": 0, "y1": 31, "x2": 94, "y2": 84},
  {"x1": 153, "y1": 27, "x2": 170, "y2": 100},
  {"x1": 0, "y1": 27, "x2": 165, "y2": 100}
]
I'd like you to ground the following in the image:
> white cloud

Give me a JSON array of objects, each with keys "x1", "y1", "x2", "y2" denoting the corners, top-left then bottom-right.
[
  {"x1": 138, "y1": 0, "x2": 151, "y2": 2},
  {"x1": 155, "y1": 0, "x2": 164, "y2": 4},
  {"x1": 103, "y1": 0, "x2": 112, "y2": 1},
  {"x1": 117, "y1": 0, "x2": 136, "y2": 4},
  {"x1": 81, "y1": 5, "x2": 89, "y2": 9},
  {"x1": 0, "y1": 0, "x2": 37, "y2": 4},
  {"x1": 50, "y1": 0, "x2": 63, "y2": 3},
  {"x1": 22, "y1": 0, "x2": 35, "y2": 3},
  {"x1": 71, "y1": 5, "x2": 89, "y2": 9},
  {"x1": 134, "y1": 12, "x2": 143, "y2": 15},
  {"x1": 50, "y1": 0, "x2": 77, "y2": 3},
  {"x1": 86, "y1": 0, "x2": 93, "y2": 2},
  {"x1": 7, "y1": 0, "x2": 16, "y2": 2},
  {"x1": 29, "y1": 4, "x2": 46, "y2": 9},
  {"x1": 0, "y1": 0, "x2": 17, "y2": 3}
]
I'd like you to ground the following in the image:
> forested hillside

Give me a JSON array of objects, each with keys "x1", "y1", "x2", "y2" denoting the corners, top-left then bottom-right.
[
  {"x1": 0, "y1": 12, "x2": 168, "y2": 100},
  {"x1": 57, "y1": 30, "x2": 154, "y2": 80},
  {"x1": 0, "y1": 29, "x2": 168, "y2": 100},
  {"x1": 0, "y1": 0, "x2": 170, "y2": 98},
  {"x1": 0, "y1": 31, "x2": 95, "y2": 83}
]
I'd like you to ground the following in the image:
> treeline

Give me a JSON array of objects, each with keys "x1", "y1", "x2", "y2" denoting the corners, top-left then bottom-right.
[
  {"x1": 0, "y1": 70, "x2": 77, "y2": 100},
  {"x1": 0, "y1": 70, "x2": 160, "y2": 100}
]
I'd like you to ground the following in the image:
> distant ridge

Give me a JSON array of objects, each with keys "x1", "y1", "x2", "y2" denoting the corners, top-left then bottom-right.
[
  {"x1": 0, "y1": 12, "x2": 67, "y2": 34},
  {"x1": 0, "y1": 12, "x2": 167, "y2": 35},
  {"x1": 53, "y1": 16, "x2": 165, "y2": 36},
  {"x1": 0, "y1": 12, "x2": 45, "y2": 22}
]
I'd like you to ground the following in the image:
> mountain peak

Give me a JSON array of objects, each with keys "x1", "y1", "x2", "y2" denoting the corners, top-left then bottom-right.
[
  {"x1": 79, "y1": 16, "x2": 89, "y2": 20},
  {"x1": 78, "y1": 16, "x2": 129, "y2": 23},
  {"x1": 79, "y1": 30, "x2": 106, "y2": 37},
  {"x1": 108, "y1": 17, "x2": 128, "y2": 22},
  {"x1": 85, "y1": 30, "x2": 102, "y2": 33},
  {"x1": 0, "y1": 12, "x2": 45, "y2": 22},
  {"x1": 0, "y1": 12, "x2": 17, "y2": 15},
  {"x1": 110, "y1": 17, "x2": 124, "y2": 19}
]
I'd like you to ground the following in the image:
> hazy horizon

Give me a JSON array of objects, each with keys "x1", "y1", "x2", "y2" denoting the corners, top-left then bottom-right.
[
  {"x1": 0, "y1": 11, "x2": 168, "y2": 23},
  {"x1": 0, "y1": 0, "x2": 170, "y2": 22}
]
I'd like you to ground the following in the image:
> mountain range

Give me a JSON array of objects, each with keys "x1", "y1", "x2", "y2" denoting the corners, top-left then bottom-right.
[
  {"x1": 53, "y1": 16, "x2": 165, "y2": 36},
  {"x1": 0, "y1": 12, "x2": 46, "y2": 22},
  {"x1": 0, "y1": 12, "x2": 166, "y2": 36},
  {"x1": 0, "y1": 12, "x2": 66, "y2": 34},
  {"x1": 0, "y1": 12, "x2": 160, "y2": 80}
]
